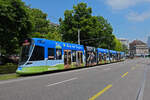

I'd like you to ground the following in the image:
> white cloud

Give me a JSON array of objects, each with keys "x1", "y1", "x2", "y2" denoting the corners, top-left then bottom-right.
[
  {"x1": 106, "y1": 0, "x2": 150, "y2": 10},
  {"x1": 127, "y1": 11, "x2": 150, "y2": 21}
]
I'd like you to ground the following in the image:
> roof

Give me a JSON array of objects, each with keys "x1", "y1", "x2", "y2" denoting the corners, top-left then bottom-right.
[
  {"x1": 32, "y1": 38, "x2": 84, "y2": 51},
  {"x1": 109, "y1": 50, "x2": 117, "y2": 54},
  {"x1": 130, "y1": 40, "x2": 146, "y2": 45},
  {"x1": 97, "y1": 48, "x2": 109, "y2": 53}
]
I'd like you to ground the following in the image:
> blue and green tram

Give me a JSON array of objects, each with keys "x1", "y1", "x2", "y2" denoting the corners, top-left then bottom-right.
[
  {"x1": 109, "y1": 50, "x2": 117, "y2": 63},
  {"x1": 97, "y1": 48, "x2": 110, "y2": 64},
  {"x1": 104, "y1": 49, "x2": 110, "y2": 64},
  {"x1": 16, "y1": 38, "x2": 85, "y2": 75},
  {"x1": 120, "y1": 52, "x2": 125, "y2": 61},
  {"x1": 85, "y1": 46, "x2": 97, "y2": 66},
  {"x1": 16, "y1": 38, "x2": 125, "y2": 75}
]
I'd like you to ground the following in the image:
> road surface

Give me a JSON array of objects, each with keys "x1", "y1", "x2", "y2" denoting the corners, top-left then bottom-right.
[{"x1": 0, "y1": 58, "x2": 149, "y2": 100}]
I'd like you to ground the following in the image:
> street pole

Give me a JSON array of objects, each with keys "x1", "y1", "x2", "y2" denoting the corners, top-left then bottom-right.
[
  {"x1": 76, "y1": 0, "x2": 80, "y2": 45},
  {"x1": 78, "y1": 29, "x2": 80, "y2": 45}
]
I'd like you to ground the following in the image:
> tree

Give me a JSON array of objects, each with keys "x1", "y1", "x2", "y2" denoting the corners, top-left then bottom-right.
[
  {"x1": 114, "y1": 37, "x2": 123, "y2": 51},
  {"x1": 93, "y1": 16, "x2": 115, "y2": 49},
  {"x1": 45, "y1": 31, "x2": 62, "y2": 41},
  {"x1": 122, "y1": 44, "x2": 128, "y2": 53},
  {"x1": 29, "y1": 8, "x2": 50, "y2": 34},
  {"x1": 28, "y1": 8, "x2": 62, "y2": 41},
  {"x1": 0, "y1": 0, "x2": 33, "y2": 56},
  {"x1": 59, "y1": 3, "x2": 115, "y2": 49},
  {"x1": 59, "y1": 3, "x2": 93, "y2": 45}
]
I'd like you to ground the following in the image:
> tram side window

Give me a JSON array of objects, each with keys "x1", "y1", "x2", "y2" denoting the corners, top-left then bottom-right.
[
  {"x1": 104, "y1": 53, "x2": 106, "y2": 60},
  {"x1": 81, "y1": 52, "x2": 83, "y2": 63},
  {"x1": 56, "y1": 49, "x2": 62, "y2": 60},
  {"x1": 48, "y1": 48, "x2": 55, "y2": 60},
  {"x1": 101, "y1": 54, "x2": 104, "y2": 60},
  {"x1": 107, "y1": 53, "x2": 109, "y2": 58},
  {"x1": 110, "y1": 53, "x2": 112, "y2": 58},
  {"x1": 30, "y1": 46, "x2": 44, "y2": 61},
  {"x1": 72, "y1": 51, "x2": 76, "y2": 62},
  {"x1": 68, "y1": 51, "x2": 72, "y2": 65}
]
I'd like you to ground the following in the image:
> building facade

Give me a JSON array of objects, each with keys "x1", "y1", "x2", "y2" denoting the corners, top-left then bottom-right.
[
  {"x1": 129, "y1": 40, "x2": 149, "y2": 56},
  {"x1": 147, "y1": 36, "x2": 150, "y2": 48}
]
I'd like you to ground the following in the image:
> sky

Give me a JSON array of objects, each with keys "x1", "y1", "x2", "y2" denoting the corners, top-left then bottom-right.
[{"x1": 22, "y1": 0, "x2": 150, "y2": 43}]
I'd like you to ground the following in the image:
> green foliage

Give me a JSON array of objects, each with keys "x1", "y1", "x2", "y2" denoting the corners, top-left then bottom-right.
[
  {"x1": 0, "y1": 0, "x2": 122, "y2": 63},
  {"x1": 114, "y1": 37, "x2": 123, "y2": 51},
  {"x1": 0, "y1": 1, "x2": 62, "y2": 57},
  {"x1": 59, "y1": 3, "x2": 92, "y2": 45},
  {"x1": 122, "y1": 44, "x2": 128, "y2": 53},
  {"x1": 59, "y1": 3, "x2": 115, "y2": 49},
  {"x1": 29, "y1": 8, "x2": 50, "y2": 34},
  {"x1": 29, "y1": 32, "x2": 45, "y2": 38},
  {"x1": 93, "y1": 16, "x2": 115, "y2": 49},
  {"x1": 45, "y1": 32, "x2": 62, "y2": 41},
  {"x1": 28, "y1": 8, "x2": 62, "y2": 41},
  {"x1": 0, "y1": 63, "x2": 18, "y2": 74},
  {"x1": 0, "y1": 74, "x2": 19, "y2": 80},
  {"x1": 0, "y1": 0, "x2": 33, "y2": 56},
  {"x1": 29, "y1": 31, "x2": 62, "y2": 42}
]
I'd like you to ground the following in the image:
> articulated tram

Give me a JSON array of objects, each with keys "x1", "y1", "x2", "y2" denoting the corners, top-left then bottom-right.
[{"x1": 16, "y1": 38, "x2": 125, "y2": 75}]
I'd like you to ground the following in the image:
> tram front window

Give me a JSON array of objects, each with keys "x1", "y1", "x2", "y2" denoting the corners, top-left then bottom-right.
[
  {"x1": 19, "y1": 38, "x2": 33, "y2": 65},
  {"x1": 19, "y1": 45, "x2": 31, "y2": 65}
]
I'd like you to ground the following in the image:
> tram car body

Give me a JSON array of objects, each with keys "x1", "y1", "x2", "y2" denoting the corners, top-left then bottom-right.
[
  {"x1": 16, "y1": 38, "x2": 85, "y2": 74},
  {"x1": 120, "y1": 52, "x2": 125, "y2": 61},
  {"x1": 109, "y1": 50, "x2": 117, "y2": 63},
  {"x1": 97, "y1": 48, "x2": 110, "y2": 64},
  {"x1": 85, "y1": 46, "x2": 97, "y2": 66},
  {"x1": 16, "y1": 38, "x2": 125, "y2": 75}
]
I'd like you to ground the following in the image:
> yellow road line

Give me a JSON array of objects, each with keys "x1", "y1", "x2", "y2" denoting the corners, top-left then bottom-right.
[
  {"x1": 89, "y1": 84, "x2": 112, "y2": 100},
  {"x1": 121, "y1": 72, "x2": 128, "y2": 78}
]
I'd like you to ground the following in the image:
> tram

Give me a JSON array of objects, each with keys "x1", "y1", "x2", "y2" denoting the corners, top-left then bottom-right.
[{"x1": 16, "y1": 38, "x2": 125, "y2": 75}]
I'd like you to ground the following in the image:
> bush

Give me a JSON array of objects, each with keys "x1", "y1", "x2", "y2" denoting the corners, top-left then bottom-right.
[{"x1": 0, "y1": 63, "x2": 18, "y2": 74}]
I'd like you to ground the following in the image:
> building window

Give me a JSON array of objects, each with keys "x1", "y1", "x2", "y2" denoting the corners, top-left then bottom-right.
[
  {"x1": 30, "y1": 46, "x2": 44, "y2": 61},
  {"x1": 56, "y1": 49, "x2": 62, "y2": 60},
  {"x1": 48, "y1": 48, "x2": 55, "y2": 60}
]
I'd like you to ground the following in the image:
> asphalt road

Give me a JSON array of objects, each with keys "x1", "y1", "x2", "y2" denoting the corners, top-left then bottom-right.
[{"x1": 0, "y1": 58, "x2": 149, "y2": 100}]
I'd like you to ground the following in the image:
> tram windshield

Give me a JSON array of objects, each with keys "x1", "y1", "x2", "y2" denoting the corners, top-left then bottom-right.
[{"x1": 19, "y1": 39, "x2": 33, "y2": 65}]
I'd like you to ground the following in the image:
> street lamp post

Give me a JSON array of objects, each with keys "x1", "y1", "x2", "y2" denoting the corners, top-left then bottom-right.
[
  {"x1": 78, "y1": 29, "x2": 80, "y2": 45},
  {"x1": 75, "y1": 0, "x2": 80, "y2": 45}
]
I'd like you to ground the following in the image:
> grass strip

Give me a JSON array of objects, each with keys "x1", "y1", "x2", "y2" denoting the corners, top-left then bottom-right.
[{"x1": 0, "y1": 73, "x2": 20, "y2": 80}]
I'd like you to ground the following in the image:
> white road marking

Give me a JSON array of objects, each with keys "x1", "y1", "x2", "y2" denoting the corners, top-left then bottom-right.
[{"x1": 47, "y1": 77, "x2": 78, "y2": 87}]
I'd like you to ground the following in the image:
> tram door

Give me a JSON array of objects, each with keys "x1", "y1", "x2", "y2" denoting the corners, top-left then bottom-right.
[
  {"x1": 104, "y1": 53, "x2": 106, "y2": 63},
  {"x1": 77, "y1": 51, "x2": 83, "y2": 66},
  {"x1": 99, "y1": 53, "x2": 102, "y2": 64},
  {"x1": 64, "y1": 50, "x2": 71, "y2": 68}
]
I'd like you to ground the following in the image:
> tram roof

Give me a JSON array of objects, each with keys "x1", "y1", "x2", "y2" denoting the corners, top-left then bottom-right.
[
  {"x1": 32, "y1": 38, "x2": 84, "y2": 51},
  {"x1": 109, "y1": 50, "x2": 117, "y2": 54},
  {"x1": 97, "y1": 48, "x2": 109, "y2": 53},
  {"x1": 120, "y1": 52, "x2": 125, "y2": 55}
]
